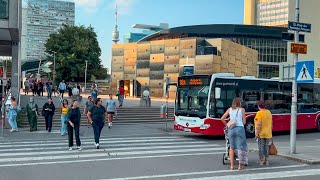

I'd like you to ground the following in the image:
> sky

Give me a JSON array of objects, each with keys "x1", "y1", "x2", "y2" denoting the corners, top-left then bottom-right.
[{"x1": 73, "y1": 0, "x2": 244, "y2": 69}]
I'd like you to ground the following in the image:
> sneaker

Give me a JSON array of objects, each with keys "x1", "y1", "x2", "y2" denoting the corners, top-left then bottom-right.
[
  {"x1": 14, "y1": 129, "x2": 19, "y2": 132},
  {"x1": 10, "y1": 129, "x2": 14, "y2": 132},
  {"x1": 95, "y1": 143, "x2": 100, "y2": 149},
  {"x1": 77, "y1": 146, "x2": 82, "y2": 151},
  {"x1": 265, "y1": 161, "x2": 269, "y2": 165},
  {"x1": 69, "y1": 147, "x2": 72, "y2": 151},
  {"x1": 110, "y1": 122, "x2": 112, "y2": 127}
]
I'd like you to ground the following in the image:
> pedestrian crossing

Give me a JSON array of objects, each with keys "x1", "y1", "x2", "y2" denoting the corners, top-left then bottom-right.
[{"x1": 0, "y1": 135, "x2": 225, "y2": 167}]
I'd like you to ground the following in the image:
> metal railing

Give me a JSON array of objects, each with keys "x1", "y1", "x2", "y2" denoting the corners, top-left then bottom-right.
[{"x1": 0, "y1": 0, "x2": 9, "y2": 20}]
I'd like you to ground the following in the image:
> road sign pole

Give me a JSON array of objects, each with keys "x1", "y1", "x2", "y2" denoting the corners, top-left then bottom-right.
[{"x1": 290, "y1": 0, "x2": 300, "y2": 154}]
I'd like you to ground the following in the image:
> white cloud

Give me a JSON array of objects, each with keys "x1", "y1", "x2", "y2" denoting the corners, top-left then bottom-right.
[{"x1": 112, "y1": 0, "x2": 137, "y2": 15}]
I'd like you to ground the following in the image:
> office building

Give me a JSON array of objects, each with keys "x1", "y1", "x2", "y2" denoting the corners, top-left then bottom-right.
[
  {"x1": 244, "y1": 0, "x2": 320, "y2": 72},
  {"x1": 24, "y1": 0, "x2": 75, "y2": 61},
  {"x1": 123, "y1": 23, "x2": 169, "y2": 43}
]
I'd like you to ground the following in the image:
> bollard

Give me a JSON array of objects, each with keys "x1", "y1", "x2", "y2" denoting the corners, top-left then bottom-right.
[{"x1": 160, "y1": 104, "x2": 168, "y2": 131}]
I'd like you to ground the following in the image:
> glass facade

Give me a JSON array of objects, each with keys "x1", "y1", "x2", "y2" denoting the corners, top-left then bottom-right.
[
  {"x1": 25, "y1": 0, "x2": 75, "y2": 61},
  {"x1": 0, "y1": 0, "x2": 8, "y2": 20},
  {"x1": 239, "y1": 38, "x2": 287, "y2": 79},
  {"x1": 256, "y1": 0, "x2": 289, "y2": 27}
]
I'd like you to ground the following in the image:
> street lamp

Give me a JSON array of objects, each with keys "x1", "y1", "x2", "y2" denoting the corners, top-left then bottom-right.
[
  {"x1": 49, "y1": 51, "x2": 57, "y2": 85},
  {"x1": 85, "y1": 60, "x2": 88, "y2": 92}
]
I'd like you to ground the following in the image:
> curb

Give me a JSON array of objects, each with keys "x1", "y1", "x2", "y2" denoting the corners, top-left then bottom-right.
[{"x1": 278, "y1": 153, "x2": 320, "y2": 165}]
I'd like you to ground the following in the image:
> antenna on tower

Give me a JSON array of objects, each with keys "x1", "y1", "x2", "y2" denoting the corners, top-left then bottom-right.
[{"x1": 112, "y1": 4, "x2": 119, "y2": 44}]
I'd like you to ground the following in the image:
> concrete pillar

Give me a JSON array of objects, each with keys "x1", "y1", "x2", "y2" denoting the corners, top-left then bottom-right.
[
  {"x1": 130, "y1": 80, "x2": 133, "y2": 96},
  {"x1": 11, "y1": 43, "x2": 20, "y2": 98}
]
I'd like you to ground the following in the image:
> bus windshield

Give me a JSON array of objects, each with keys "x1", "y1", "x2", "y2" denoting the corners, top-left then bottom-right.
[{"x1": 176, "y1": 86, "x2": 209, "y2": 118}]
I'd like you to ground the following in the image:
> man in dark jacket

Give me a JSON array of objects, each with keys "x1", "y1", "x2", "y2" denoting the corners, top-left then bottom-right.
[{"x1": 42, "y1": 98, "x2": 55, "y2": 132}]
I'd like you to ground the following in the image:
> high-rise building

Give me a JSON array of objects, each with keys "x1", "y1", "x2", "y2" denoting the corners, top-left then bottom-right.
[
  {"x1": 123, "y1": 23, "x2": 169, "y2": 43},
  {"x1": 244, "y1": 0, "x2": 289, "y2": 27},
  {"x1": 24, "y1": 0, "x2": 75, "y2": 61},
  {"x1": 244, "y1": 0, "x2": 320, "y2": 72}
]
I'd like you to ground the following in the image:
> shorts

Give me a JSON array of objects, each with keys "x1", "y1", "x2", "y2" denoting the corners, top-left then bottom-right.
[{"x1": 107, "y1": 112, "x2": 115, "y2": 115}]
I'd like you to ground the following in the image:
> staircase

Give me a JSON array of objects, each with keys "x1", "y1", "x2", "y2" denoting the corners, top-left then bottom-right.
[{"x1": 20, "y1": 107, "x2": 174, "y2": 128}]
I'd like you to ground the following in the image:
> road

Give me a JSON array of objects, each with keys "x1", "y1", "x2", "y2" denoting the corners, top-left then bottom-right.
[{"x1": 0, "y1": 122, "x2": 320, "y2": 180}]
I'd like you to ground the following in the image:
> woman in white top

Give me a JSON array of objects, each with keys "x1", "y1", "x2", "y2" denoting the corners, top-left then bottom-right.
[{"x1": 220, "y1": 97, "x2": 248, "y2": 170}]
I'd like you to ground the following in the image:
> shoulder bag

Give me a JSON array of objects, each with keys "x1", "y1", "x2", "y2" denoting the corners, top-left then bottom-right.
[
  {"x1": 269, "y1": 139, "x2": 278, "y2": 155},
  {"x1": 227, "y1": 109, "x2": 239, "y2": 129}
]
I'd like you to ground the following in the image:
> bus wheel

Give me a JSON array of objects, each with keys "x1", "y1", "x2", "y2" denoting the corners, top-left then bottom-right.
[{"x1": 245, "y1": 119, "x2": 255, "y2": 138}]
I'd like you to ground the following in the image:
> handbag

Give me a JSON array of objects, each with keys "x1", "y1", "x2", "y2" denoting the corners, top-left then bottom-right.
[
  {"x1": 116, "y1": 91, "x2": 120, "y2": 96},
  {"x1": 227, "y1": 109, "x2": 239, "y2": 129},
  {"x1": 269, "y1": 139, "x2": 278, "y2": 155}
]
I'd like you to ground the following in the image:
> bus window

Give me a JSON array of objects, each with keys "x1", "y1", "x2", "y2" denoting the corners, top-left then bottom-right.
[{"x1": 242, "y1": 90, "x2": 260, "y2": 112}]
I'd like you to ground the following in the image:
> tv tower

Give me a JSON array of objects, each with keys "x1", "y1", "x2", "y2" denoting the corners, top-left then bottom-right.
[{"x1": 112, "y1": 4, "x2": 119, "y2": 44}]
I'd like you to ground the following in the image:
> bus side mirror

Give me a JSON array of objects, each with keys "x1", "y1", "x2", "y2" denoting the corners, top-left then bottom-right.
[{"x1": 215, "y1": 87, "x2": 221, "y2": 99}]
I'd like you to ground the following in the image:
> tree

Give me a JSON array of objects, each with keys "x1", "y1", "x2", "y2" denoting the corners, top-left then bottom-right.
[{"x1": 45, "y1": 24, "x2": 104, "y2": 83}]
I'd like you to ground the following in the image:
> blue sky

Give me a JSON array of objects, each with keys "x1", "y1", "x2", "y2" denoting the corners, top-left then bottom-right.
[{"x1": 74, "y1": 0, "x2": 244, "y2": 69}]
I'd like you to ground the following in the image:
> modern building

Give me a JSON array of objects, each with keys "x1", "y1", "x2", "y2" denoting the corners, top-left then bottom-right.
[
  {"x1": 0, "y1": 0, "x2": 22, "y2": 97},
  {"x1": 24, "y1": 0, "x2": 75, "y2": 61},
  {"x1": 244, "y1": 0, "x2": 289, "y2": 27},
  {"x1": 123, "y1": 23, "x2": 169, "y2": 43},
  {"x1": 244, "y1": 0, "x2": 320, "y2": 71},
  {"x1": 111, "y1": 25, "x2": 283, "y2": 98}
]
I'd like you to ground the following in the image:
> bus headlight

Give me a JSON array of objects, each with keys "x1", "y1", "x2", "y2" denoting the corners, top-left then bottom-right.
[{"x1": 200, "y1": 124, "x2": 210, "y2": 129}]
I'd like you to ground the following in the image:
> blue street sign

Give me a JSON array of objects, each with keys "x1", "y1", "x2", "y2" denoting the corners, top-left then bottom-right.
[
  {"x1": 288, "y1": 21, "x2": 311, "y2": 33},
  {"x1": 296, "y1": 61, "x2": 314, "y2": 83}
]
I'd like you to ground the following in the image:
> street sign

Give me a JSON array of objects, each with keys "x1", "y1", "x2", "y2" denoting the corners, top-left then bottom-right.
[
  {"x1": 291, "y1": 43, "x2": 307, "y2": 54},
  {"x1": 296, "y1": 61, "x2": 314, "y2": 83},
  {"x1": 281, "y1": 32, "x2": 304, "y2": 42},
  {"x1": 288, "y1": 21, "x2": 311, "y2": 33}
]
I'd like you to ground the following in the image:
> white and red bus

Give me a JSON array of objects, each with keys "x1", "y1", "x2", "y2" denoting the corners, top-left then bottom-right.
[{"x1": 174, "y1": 73, "x2": 320, "y2": 137}]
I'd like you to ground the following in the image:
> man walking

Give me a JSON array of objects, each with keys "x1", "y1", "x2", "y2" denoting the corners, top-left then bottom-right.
[
  {"x1": 83, "y1": 96, "x2": 94, "y2": 128},
  {"x1": 87, "y1": 98, "x2": 107, "y2": 149},
  {"x1": 59, "y1": 80, "x2": 67, "y2": 99},
  {"x1": 118, "y1": 86, "x2": 125, "y2": 107},
  {"x1": 106, "y1": 94, "x2": 117, "y2": 128},
  {"x1": 24, "y1": 79, "x2": 30, "y2": 95}
]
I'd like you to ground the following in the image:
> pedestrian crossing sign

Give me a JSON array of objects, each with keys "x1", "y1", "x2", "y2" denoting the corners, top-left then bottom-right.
[{"x1": 296, "y1": 60, "x2": 314, "y2": 83}]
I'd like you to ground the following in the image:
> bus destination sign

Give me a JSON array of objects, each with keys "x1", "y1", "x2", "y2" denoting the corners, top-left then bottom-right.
[{"x1": 178, "y1": 77, "x2": 209, "y2": 86}]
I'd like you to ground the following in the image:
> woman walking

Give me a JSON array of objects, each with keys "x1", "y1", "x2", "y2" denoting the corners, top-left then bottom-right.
[
  {"x1": 106, "y1": 94, "x2": 117, "y2": 128},
  {"x1": 8, "y1": 97, "x2": 19, "y2": 132},
  {"x1": 43, "y1": 98, "x2": 55, "y2": 132},
  {"x1": 87, "y1": 98, "x2": 107, "y2": 149},
  {"x1": 255, "y1": 101, "x2": 273, "y2": 165},
  {"x1": 220, "y1": 97, "x2": 248, "y2": 170},
  {"x1": 26, "y1": 97, "x2": 38, "y2": 132},
  {"x1": 60, "y1": 99, "x2": 69, "y2": 136},
  {"x1": 67, "y1": 100, "x2": 82, "y2": 151}
]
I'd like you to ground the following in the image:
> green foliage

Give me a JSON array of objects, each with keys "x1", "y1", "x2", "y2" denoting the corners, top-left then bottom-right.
[
  {"x1": 45, "y1": 24, "x2": 105, "y2": 82},
  {"x1": 94, "y1": 67, "x2": 109, "y2": 80}
]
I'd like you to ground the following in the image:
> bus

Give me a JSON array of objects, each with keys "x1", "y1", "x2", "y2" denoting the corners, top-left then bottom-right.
[{"x1": 174, "y1": 73, "x2": 320, "y2": 137}]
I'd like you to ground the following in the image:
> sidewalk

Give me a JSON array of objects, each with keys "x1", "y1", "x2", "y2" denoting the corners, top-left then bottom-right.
[{"x1": 247, "y1": 132, "x2": 320, "y2": 165}]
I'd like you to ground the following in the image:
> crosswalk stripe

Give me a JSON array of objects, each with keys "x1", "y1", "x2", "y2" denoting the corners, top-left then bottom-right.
[
  {"x1": 0, "y1": 144, "x2": 221, "y2": 157},
  {"x1": 101, "y1": 165, "x2": 309, "y2": 180},
  {"x1": 187, "y1": 168, "x2": 320, "y2": 180},
  {"x1": 0, "y1": 147, "x2": 224, "y2": 163},
  {"x1": 0, "y1": 138, "x2": 195, "y2": 148},
  {"x1": 0, "y1": 141, "x2": 208, "y2": 152},
  {"x1": 0, "y1": 152, "x2": 221, "y2": 167},
  {"x1": 0, "y1": 136, "x2": 181, "y2": 145}
]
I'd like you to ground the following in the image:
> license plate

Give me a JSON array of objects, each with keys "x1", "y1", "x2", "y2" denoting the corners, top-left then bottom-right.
[{"x1": 184, "y1": 128, "x2": 191, "y2": 132}]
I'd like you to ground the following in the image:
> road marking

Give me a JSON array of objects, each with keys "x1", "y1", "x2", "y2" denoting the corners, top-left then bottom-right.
[
  {"x1": 0, "y1": 152, "x2": 222, "y2": 167},
  {"x1": 0, "y1": 138, "x2": 196, "y2": 148},
  {"x1": 100, "y1": 165, "x2": 308, "y2": 180},
  {"x1": 0, "y1": 141, "x2": 208, "y2": 152},
  {"x1": 186, "y1": 168, "x2": 320, "y2": 180},
  {"x1": 0, "y1": 136, "x2": 182, "y2": 145},
  {"x1": 0, "y1": 144, "x2": 221, "y2": 157},
  {"x1": 0, "y1": 147, "x2": 224, "y2": 163}
]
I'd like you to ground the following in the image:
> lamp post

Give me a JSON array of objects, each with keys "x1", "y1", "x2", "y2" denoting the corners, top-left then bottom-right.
[
  {"x1": 50, "y1": 51, "x2": 57, "y2": 85},
  {"x1": 85, "y1": 60, "x2": 88, "y2": 92}
]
